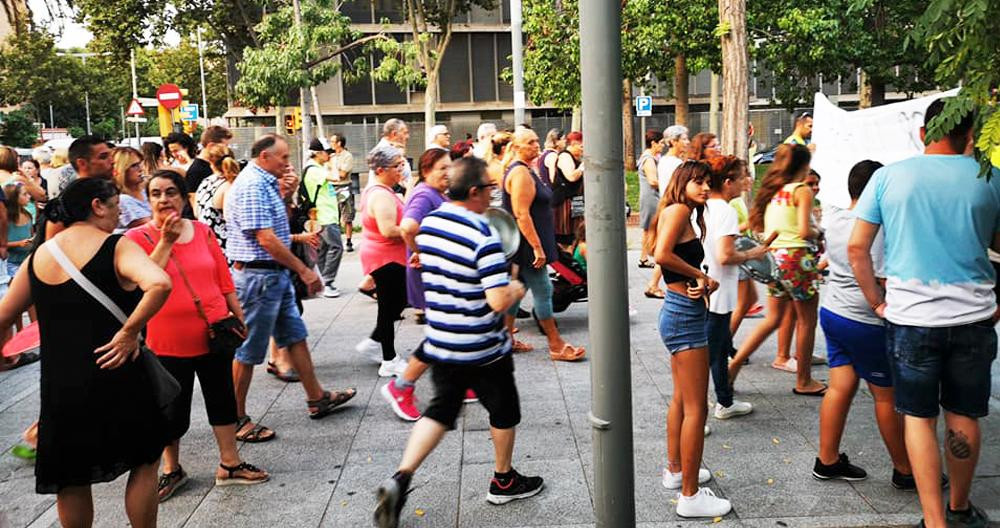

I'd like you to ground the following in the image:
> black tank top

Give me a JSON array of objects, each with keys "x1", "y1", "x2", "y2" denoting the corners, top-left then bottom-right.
[{"x1": 661, "y1": 238, "x2": 704, "y2": 284}]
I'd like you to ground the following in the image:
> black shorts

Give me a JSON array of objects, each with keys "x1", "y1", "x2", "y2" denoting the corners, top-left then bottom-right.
[
  {"x1": 158, "y1": 352, "x2": 238, "y2": 440},
  {"x1": 422, "y1": 353, "x2": 521, "y2": 431}
]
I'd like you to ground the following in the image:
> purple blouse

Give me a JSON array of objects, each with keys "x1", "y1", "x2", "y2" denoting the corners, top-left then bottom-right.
[{"x1": 404, "y1": 183, "x2": 448, "y2": 309}]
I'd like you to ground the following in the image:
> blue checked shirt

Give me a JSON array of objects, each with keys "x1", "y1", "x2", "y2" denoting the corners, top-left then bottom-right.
[{"x1": 224, "y1": 161, "x2": 292, "y2": 262}]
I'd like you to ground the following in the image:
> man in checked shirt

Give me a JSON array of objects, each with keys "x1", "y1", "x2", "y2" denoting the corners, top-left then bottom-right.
[{"x1": 225, "y1": 134, "x2": 356, "y2": 442}]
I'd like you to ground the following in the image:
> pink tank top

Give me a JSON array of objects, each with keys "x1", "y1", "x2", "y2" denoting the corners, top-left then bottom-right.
[{"x1": 360, "y1": 184, "x2": 407, "y2": 274}]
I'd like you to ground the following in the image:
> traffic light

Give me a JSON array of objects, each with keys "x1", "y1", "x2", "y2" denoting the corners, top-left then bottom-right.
[{"x1": 283, "y1": 108, "x2": 303, "y2": 135}]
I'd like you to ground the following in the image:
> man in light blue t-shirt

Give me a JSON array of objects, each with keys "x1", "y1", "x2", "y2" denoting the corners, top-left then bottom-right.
[{"x1": 849, "y1": 98, "x2": 1000, "y2": 528}]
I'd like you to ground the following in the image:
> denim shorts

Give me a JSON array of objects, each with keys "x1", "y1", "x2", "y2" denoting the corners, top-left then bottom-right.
[
  {"x1": 820, "y1": 308, "x2": 891, "y2": 387},
  {"x1": 886, "y1": 318, "x2": 997, "y2": 418},
  {"x1": 232, "y1": 268, "x2": 309, "y2": 365},
  {"x1": 658, "y1": 290, "x2": 708, "y2": 355}
]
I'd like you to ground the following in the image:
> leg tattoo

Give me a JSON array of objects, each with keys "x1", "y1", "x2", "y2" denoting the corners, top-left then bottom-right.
[{"x1": 946, "y1": 429, "x2": 972, "y2": 459}]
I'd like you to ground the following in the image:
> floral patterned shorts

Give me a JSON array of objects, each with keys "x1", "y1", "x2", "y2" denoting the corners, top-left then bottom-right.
[{"x1": 767, "y1": 247, "x2": 820, "y2": 301}]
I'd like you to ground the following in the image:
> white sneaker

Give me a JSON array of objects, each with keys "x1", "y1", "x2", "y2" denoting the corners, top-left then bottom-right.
[
  {"x1": 714, "y1": 400, "x2": 753, "y2": 420},
  {"x1": 675, "y1": 487, "x2": 732, "y2": 518},
  {"x1": 322, "y1": 286, "x2": 341, "y2": 298},
  {"x1": 662, "y1": 467, "x2": 711, "y2": 490},
  {"x1": 378, "y1": 356, "x2": 408, "y2": 378},
  {"x1": 355, "y1": 338, "x2": 382, "y2": 364},
  {"x1": 704, "y1": 424, "x2": 711, "y2": 437}
]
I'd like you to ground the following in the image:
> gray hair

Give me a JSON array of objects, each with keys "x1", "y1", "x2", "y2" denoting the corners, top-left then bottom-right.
[
  {"x1": 383, "y1": 118, "x2": 408, "y2": 138},
  {"x1": 543, "y1": 128, "x2": 563, "y2": 150},
  {"x1": 477, "y1": 122, "x2": 497, "y2": 141},
  {"x1": 664, "y1": 125, "x2": 689, "y2": 143},
  {"x1": 32, "y1": 147, "x2": 52, "y2": 164},
  {"x1": 367, "y1": 144, "x2": 402, "y2": 170}
]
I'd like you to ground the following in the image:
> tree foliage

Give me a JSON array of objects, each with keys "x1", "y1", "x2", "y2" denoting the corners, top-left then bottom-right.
[
  {"x1": 511, "y1": 0, "x2": 717, "y2": 110},
  {"x1": 912, "y1": 0, "x2": 1000, "y2": 173},
  {"x1": 0, "y1": 107, "x2": 39, "y2": 148}
]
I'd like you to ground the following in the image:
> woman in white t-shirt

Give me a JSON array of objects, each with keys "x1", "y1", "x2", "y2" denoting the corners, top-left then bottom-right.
[{"x1": 657, "y1": 125, "x2": 690, "y2": 196}]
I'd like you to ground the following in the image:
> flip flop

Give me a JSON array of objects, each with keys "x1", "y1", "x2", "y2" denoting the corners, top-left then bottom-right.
[
  {"x1": 644, "y1": 289, "x2": 665, "y2": 299},
  {"x1": 792, "y1": 384, "x2": 828, "y2": 397},
  {"x1": 512, "y1": 339, "x2": 533, "y2": 353},
  {"x1": 266, "y1": 362, "x2": 301, "y2": 383},
  {"x1": 771, "y1": 358, "x2": 798, "y2": 373},
  {"x1": 550, "y1": 344, "x2": 586, "y2": 362},
  {"x1": 358, "y1": 287, "x2": 377, "y2": 300}
]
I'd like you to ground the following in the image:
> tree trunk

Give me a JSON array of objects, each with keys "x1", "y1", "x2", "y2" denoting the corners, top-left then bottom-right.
[
  {"x1": 311, "y1": 85, "x2": 325, "y2": 138},
  {"x1": 709, "y1": 71, "x2": 720, "y2": 134},
  {"x1": 674, "y1": 55, "x2": 689, "y2": 127},
  {"x1": 424, "y1": 69, "x2": 439, "y2": 146},
  {"x1": 623, "y1": 78, "x2": 636, "y2": 171},
  {"x1": 859, "y1": 70, "x2": 885, "y2": 108},
  {"x1": 718, "y1": 0, "x2": 749, "y2": 159},
  {"x1": 572, "y1": 107, "x2": 582, "y2": 132},
  {"x1": 275, "y1": 105, "x2": 285, "y2": 132}
]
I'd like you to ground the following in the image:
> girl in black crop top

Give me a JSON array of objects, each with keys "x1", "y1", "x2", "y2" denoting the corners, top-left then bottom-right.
[{"x1": 646, "y1": 161, "x2": 718, "y2": 297}]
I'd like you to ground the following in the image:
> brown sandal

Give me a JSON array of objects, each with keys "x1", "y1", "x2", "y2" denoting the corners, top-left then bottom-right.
[
  {"x1": 511, "y1": 339, "x2": 533, "y2": 353},
  {"x1": 308, "y1": 389, "x2": 357, "y2": 419},
  {"x1": 550, "y1": 344, "x2": 586, "y2": 362},
  {"x1": 235, "y1": 416, "x2": 276, "y2": 443}
]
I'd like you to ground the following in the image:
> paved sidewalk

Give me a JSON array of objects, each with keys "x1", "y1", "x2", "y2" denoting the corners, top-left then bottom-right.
[{"x1": 1, "y1": 241, "x2": 998, "y2": 528}]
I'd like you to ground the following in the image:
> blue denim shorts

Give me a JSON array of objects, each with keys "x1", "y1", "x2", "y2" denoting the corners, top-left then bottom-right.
[
  {"x1": 820, "y1": 308, "x2": 892, "y2": 388},
  {"x1": 658, "y1": 290, "x2": 708, "y2": 355},
  {"x1": 886, "y1": 318, "x2": 997, "y2": 418},
  {"x1": 233, "y1": 268, "x2": 309, "y2": 365}
]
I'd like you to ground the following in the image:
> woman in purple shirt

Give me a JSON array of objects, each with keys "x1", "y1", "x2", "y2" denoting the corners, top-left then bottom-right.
[{"x1": 381, "y1": 149, "x2": 453, "y2": 422}]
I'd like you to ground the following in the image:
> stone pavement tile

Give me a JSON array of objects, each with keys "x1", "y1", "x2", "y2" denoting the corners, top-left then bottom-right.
[
  {"x1": 462, "y1": 425, "x2": 579, "y2": 466},
  {"x1": 895, "y1": 474, "x2": 1000, "y2": 519},
  {"x1": 461, "y1": 397, "x2": 571, "y2": 432},
  {"x1": 739, "y1": 514, "x2": 906, "y2": 527},
  {"x1": 237, "y1": 418, "x2": 354, "y2": 473},
  {"x1": 184, "y1": 469, "x2": 338, "y2": 528},
  {"x1": 713, "y1": 449, "x2": 876, "y2": 519},
  {"x1": 346, "y1": 428, "x2": 462, "y2": 475},
  {"x1": 458, "y1": 459, "x2": 594, "y2": 528},
  {"x1": 0, "y1": 475, "x2": 55, "y2": 528}
]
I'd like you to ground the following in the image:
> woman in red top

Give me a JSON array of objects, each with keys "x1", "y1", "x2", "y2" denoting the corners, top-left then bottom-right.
[
  {"x1": 356, "y1": 144, "x2": 409, "y2": 378},
  {"x1": 125, "y1": 171, "x2": 269, "y2": 502}
]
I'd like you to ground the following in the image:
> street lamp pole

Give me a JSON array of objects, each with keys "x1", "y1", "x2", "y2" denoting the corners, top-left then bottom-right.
[
  {"x1": 197, "y1": 27, "x2": 209, "y2": 123},
  {"x1": 579, "y1": 0, "x2": 636, "y2": 526},
  {"x1": 130, "y1": 49, "x2": 140, "y2": 139},
  {"x1": 510, "y1": 0, "x2": 526, "y2": 125}
]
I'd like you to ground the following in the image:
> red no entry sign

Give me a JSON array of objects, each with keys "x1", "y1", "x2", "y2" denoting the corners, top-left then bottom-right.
[{"x1": 156, "y1": 83, "x2": 183, "y2": 110}]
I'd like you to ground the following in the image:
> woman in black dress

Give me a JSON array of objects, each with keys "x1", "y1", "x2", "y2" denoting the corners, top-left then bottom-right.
[{"x1": 0, "y1": 178, "x2": 172, "y2": 527}]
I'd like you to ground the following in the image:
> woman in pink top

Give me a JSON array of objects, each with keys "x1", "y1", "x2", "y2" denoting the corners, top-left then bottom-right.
[
  {"x1": 356, "y1": 144, "x2": 409, "y2": 378},
  {"x1": 126, "y1": 171, "x2": 268, "y2": 501}
]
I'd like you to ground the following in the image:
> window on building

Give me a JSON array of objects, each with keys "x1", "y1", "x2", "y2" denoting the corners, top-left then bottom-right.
[
  {"x1": 374, "y1": 39, "x2": 408, "y2": 104},
  {"x1": 373, "y1": 0, "x2": 404, "y2": 23},
  {"x1": 341, "y1": 0, "x2": 372, "y2": 23},
  {"x1": 472, "y1": 33, "x2": 497, "y2": 102},
  {"x1": 501, "y1": 0, "x2": 511, "y2": 24},
  {"x1": 496, "y1": 33, "x2": 513, "y2": 101},
  {"x1": 439, "y1": 33, "x2": 471, "y2": 103},
  {"x1": 341, "y1": 50, "x2": 373, "y2": 105},
  {"x1": 470, "y1": 4, "x2": 501, "y2": 24}
]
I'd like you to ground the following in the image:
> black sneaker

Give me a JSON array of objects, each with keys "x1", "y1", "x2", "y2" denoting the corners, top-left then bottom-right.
[
  {"x1": 374, "y1": 471, "x2": 411, "y2": 528},
  {"x1": 157, "y1": 467, "x2": 189, "y2": 502},
  {"x1": 891, "y1": 469, "x2": 949, "y2": 491},
  {"x1": 812, "y1": 453, "x2": 868, "y2": 481},
  {"x1": 946, "y1": 502, "x2": 990, "y2": 528},
  {"x1": 486, "y1": 469, "x2": 544, "y2": 505},
  {"x1": 346, "y1": 240, "x2": 354, "y2": 252}
]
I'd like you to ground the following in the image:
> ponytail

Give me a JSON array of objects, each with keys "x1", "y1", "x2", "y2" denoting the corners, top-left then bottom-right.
[{"x1": 749, "y1": 143, "x2": 810, "y2": 232}]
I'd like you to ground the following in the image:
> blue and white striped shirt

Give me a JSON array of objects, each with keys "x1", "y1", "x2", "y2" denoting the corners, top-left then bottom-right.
[
  {"x1": 224, "y1": 162, "x2": 292, "y2": 263},
  {"x1": 416, "y1": 202, "x2": 511, "y2": 365}
]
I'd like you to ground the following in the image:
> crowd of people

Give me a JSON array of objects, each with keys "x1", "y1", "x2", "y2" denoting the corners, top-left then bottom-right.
[{"x1": 0, "y1": 95, "x2": 996, "y2": 528}]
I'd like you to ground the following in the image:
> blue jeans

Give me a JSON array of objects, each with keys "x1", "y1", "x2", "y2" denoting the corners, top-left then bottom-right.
[
  {"x1": 705, "y1": 311, "x2": 734, "y2": 407},
  {"x1": 886, "y1": 318, "x2": 997, "y2": 418},
  {"x1": 232, "y1": 268, "x2": 309, "y2": 365},
  {"x1": 506, "y1": 266, "x2": 554, "y2": 320}
]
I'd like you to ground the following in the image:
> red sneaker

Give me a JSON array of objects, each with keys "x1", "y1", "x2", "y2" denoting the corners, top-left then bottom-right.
[
  {"x1": 747, "y1": 304, "x2": 764, "y2": 317},
  {"x1": 380, "y1": 382, "x2": 421, "y2": 421},
  {"x1": 463, "y1": 389, "x2": 478, "y2": 404}
]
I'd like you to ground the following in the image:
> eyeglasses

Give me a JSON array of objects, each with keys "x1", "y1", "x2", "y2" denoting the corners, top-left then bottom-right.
[{"x1": 473, "y1": 183, "x2": 497, "y2": 191}]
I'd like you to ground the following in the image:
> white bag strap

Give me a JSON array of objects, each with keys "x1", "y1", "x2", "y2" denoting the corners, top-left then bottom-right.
[{"x1": 47, "y1": 238, "x2": 128, "y2": 324}]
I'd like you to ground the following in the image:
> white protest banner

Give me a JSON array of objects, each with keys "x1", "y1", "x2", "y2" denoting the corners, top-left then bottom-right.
[{"x1": 811, "y1": 89, "x2": 958, "y2": 209}]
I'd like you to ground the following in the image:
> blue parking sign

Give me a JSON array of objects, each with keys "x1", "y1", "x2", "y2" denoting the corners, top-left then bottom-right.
[
  {"x1": 180, "y1": 104, "x2": 199, "y2": 122},
  {"x1": 635, "y1": 96, "x2": 652, "y2": 117}
]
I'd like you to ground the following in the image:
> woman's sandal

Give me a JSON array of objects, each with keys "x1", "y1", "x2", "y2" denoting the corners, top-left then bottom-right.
[
  {"x1": 308, "y1": 389, "x2": 357, "y2": 419},
  {"x1": 359, "y1": 287, "x2": 377, "y2": 300},
  {"x1": 266, "y1": 362, "x2": 301, "y2": 383},
  {"x1": 235, "y1": 416, "x2": 276, "y2": 443},
  {"x1": 644, "y1": 289, "x2": 665, "y2": 299},
  {"x1": 638, "y1": 259, "x2": 654, "y2": 269},
  {"x1": 511, "y1": 339, "x2": 534, "y2": 353},
  {"x1": 215, "y1": 461, "x2": 270, "y2": 486},
  {"x1": 550, "y1": 344, "x2": 586, "y2": 362}
]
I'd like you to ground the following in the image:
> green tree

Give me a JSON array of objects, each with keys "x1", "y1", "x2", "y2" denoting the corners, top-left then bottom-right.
[
  {"x1": 912, "y1": 0, "x2": 1000, "y2": 172},
  {"x1": 0, "y1": 25, "x2": 89, "y2": 123},
  {"x1": 0, "y1": 107, "x2": 40, "y2": 147}
]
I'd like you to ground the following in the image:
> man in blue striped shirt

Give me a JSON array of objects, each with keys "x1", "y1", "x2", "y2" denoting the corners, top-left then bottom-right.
[{"x1": 374, "y1": 158, "x2": 544, "y2": 528}]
